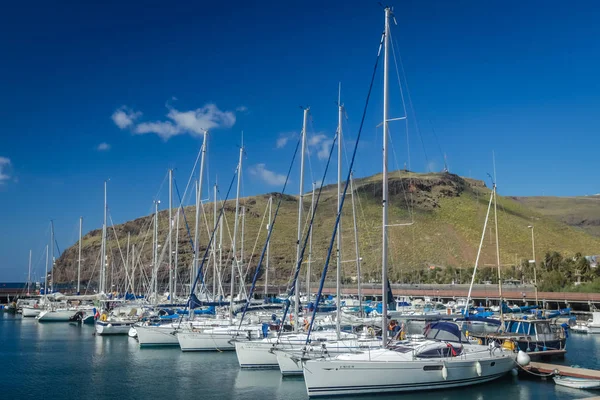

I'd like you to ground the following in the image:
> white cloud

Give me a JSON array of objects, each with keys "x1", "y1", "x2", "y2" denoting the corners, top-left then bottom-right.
[
  {"x1": 133, "y1": 103, "x2": 236, "y2": 140},
  {"x1": 0, "y1": 157, "x2": 11, "y2": 184},
  {"x1": 97, "y1": 142, "x2": 111, "y2": 151},
  {"x1": 248, "y1": 164, "x2": 287, "y2": 186},
  {"x1": 276, "y1": 132, "x2": 297, "y2": 149},
  {"x1": 308, "y1": 133, "x2": 334, "y2": 160},
  {"x1": 236, "y1": 105, "x2": 248, "y2": 112},
  {"x1": 111, "y1": 107, "x2": 142, "y2": 129}
]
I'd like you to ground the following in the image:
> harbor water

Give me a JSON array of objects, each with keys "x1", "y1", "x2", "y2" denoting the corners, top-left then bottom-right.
[{"x1": 1, "y1": 312, "x2": 597, "y2": 400}]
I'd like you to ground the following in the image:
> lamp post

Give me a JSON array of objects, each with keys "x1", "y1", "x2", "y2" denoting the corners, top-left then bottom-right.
[{"x1": 527, "y1": 225, "x2": 538, "y2": 306}]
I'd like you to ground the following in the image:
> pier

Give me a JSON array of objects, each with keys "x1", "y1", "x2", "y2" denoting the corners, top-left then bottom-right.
[{"x1": 526, "y1": 362, "x2": 600, "y2": 380}]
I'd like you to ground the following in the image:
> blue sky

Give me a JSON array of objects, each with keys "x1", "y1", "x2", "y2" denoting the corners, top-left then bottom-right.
[{"x1": 1, "y1": 0, "x2": 599, "y2": 280}]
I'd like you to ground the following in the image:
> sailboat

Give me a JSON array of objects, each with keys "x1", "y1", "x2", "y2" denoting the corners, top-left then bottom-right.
[{"x1": 301, "y1": 8, "x2": 517, "y2": 396}]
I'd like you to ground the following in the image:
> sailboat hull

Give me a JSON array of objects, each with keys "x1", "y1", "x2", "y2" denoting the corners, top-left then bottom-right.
[
  {"x1": 177, "y1": 331, "x2": 237, "y2": 352},
  {"x1": 234, "y1": 341, "x2": 279, "y2": 368},
  {"x1": 36, "y1": 309, "x2": 78, "y2": 322},
  {"x1": 303, "y1": 355, "x2": 515, "y2": 397},
  {"x1": 95, "y1": 321, "x2": 135, "y2": 335},
  {"x1": 135, "y1": 326, "x2": 180, "y2": 346},
  {"x1": 22, "y1": 306, "x2": 42, "y2": 318}
]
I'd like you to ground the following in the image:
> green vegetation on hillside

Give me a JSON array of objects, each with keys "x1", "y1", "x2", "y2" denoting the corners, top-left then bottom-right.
[{"x1": 52, "y1": 171, "x2": 600, "y2": 294}]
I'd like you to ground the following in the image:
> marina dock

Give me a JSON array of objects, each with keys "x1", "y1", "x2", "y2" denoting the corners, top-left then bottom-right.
[{"x1": 526, "y1": 362, "x2": 600, "y2": 379}]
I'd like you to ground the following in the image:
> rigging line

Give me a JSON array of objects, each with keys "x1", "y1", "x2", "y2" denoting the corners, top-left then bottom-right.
[
  {"x1": 389, "y1": 27, "x2": 412, "y2": 171},
  {"x1": 278, "y1": 127, "x2": 339, "y2": 339},
  {"x1": 241, "y1": 200, "x2": 269, "y2": 285},
  {"x1": 429, "y1": 119, "x2": 446, "y2": 163},
  {"x1": 174, "y1": 178, "x2": 195, "y2": 252},
  {"x1": 237, "y1": 135, "x2": 302, "y2": 327},
  {"x1": 305, "y1": 28, "x2": 384, "y2": 345},
  {"x1": 389, "y1": 26, "x2": 416, "y2": 219},
  {"x1": 183, "y1": 163, "x2": 238, "y2": 318},
  {"x1": 391, "y1": 32, "x2": 428, "y2": 173}
]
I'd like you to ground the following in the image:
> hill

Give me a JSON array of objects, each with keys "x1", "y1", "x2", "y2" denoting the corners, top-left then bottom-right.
[
  {"x1": 512, "y1": 195, "x2": 600, "y2": 237},
  {"x1": 52, "y1": 171, "x2": 600, "y2": 292}
]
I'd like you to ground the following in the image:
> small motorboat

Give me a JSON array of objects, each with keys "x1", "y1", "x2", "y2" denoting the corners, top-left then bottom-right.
[{"x1": 553, "y1": 375, "x2": 600, "y2": 390}]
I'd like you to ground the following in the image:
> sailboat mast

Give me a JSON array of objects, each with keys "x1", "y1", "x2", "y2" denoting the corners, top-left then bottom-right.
[
  {"x1": 218, "y1": 199, "x2": 224, "y2": 299},
  {"x1": 336, "y1": 86, "x2": 343, "y2": 339},
  {"x1": 493, "y1": 185, "x2": 503, "y2": 321},
  {"x1": 195, "y1": 131, "x2": 208, "y2": 294},
  {"x1": 240, "y1": 206, "x2": 246, "y2": 297},
  {"x1": 350, "y1": 172, "x2": 363, "y2": 316},
  {"x1": 44, "y1": 244, "x2": 49, "y2": 296},
  {"x1": 307, "y1": 184, "x2": 315, "y2": 304},
  {"x1": 77, "y1": 216, "x2": 82, "y2": 294},
  {"x1": 100, "y1": 180, "x2": 108, "y2": 294},
  {"x1": 381, "y1": 7, "x2": 391, "y2": 346},
  {"x1": 230, "y1": 144, "x2": 244, "y2": 321},
  {"x1": 193, "y1": 180, "x2": 200, "y2": 289},
  {"x1": 294, "y1": 108, "x2": 308, "y2": 332},
  {"x1": 50, "y1": 220, "x2": 55, "y2": 294},
  {"x1": 153, "y1": 200, "x2": 159, "y2": 302},
  {"x1": 265, "y1": 195, "x2": 272, "y2": 297},
  {"x1": 168, "y1": 169, "x2": 173, "y2": 304},
  {"x1": 213, "y1": 183, "x2": 218, "y2": 301},
  {"x1": 174, "y1": 208, "x2": 180, "y2": 299},
  {"x1": 27, "y1": 249, "x2": 32, "y2": 296},
  {"x1": 125, "y1": 232, "x2": 130, "y2": 294}
]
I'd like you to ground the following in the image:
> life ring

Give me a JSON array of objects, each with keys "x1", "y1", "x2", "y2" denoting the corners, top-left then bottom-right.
[
  {"x1": 100, "y1": 313, "x2": 107, "y2": 322},
  {"x1": 367, "y1": 327, "x2": 375, "y2": 336},
  {"x1": 446, "y1": 343, "x2": 457, "y2": 357}
]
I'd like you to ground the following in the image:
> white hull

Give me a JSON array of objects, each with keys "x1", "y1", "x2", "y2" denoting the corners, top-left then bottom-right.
[
  {"x1": 36, "y1": 309, "x2": 78, "y2": 322},
  {"x1": 136, "y1": 326, "x2": 180, "y2": 346},
  {"x1": 275, "y1": 338, "x2": 383, "y2": 375},
  {"x1": 553, "y1": 376, "x2": 600, "y2": 389},
  {"x1": 234, "y1": 340, "x2": 279, "y2": 368},
  {"x1": 178, "y1": 331, "x2": 238, "y2": 351},
  {"x1": 303, "y1": 354, "x2": 515, "y2": 396},
  {"x1": 22, "y1": 307, "x2": 42, "y2": 318},
  {"x1": 95, "y1": 321, "x2": 135, "y2": 335}
]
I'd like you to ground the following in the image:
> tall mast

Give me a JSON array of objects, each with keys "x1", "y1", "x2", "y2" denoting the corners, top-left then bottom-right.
[
  {"x1": 125, "y1": 231, "x2": 130, "y2": 294},
  {"x1": 27, "y1": 249, "x2": 32, "y2": 296},
  {"x1": 50, "y1": 220, "x2": 55, "y2": 294},
  {"x1": 77, "y1": 216, "x2": 83, "y2": 294},
  {"x1": 168, "y1": 169, "x2": 173, "y2": 304},
  {"x1": 131, "y1": 244, "x2": 136, "y2": 295},
  {"x1": 336, "y1": 84, "x2": 343, "y2": 339},
  {"x1": 381, "y1": 7, "x2": 391, "y2": 346},
  {"x1": 240, "y1": 206, "x2": 246, "y2": 297},
  {"x1": 153, "y1": 200, "x2": 159, "y2": 302},
  {"x1": 196, "y1": 131, "x2": 208, "y2": 295},
  {"x1": 193, "y1": 180, "x2": 200, "y2": 289},
  {"x1": 213, "y1": 183, "x2": 218, "y2": 301},
  {"x1": 100, "y1": 180, "x2": 108, "y2": 294},
  {"x1": 230, "y1": 143, "x2": 244, "y2": 321},
  {"x1": 44, "y1": 244, "x2": 49, "y2": 296},
  {"x1": 492, "y1": 153, "x2": 503, "y2": 322},
  {"x1": 218, "y1": 197, "x2": 224, "y2": 299},
  {"x1": 174, "y1": 211, "x2": 180, "y2": 299},
  {"x1": 350, "y1": 172, "x2": 363, "y2": 316},
  {"x1": 294, "y1": 108, "x2": 308, "y2": 332},
  {"x1": 307, "y1": 184, "x2": 315, "y2": 304},
  {"x1": 265, "y1": 195, "x2": 272, "y2": 297}
]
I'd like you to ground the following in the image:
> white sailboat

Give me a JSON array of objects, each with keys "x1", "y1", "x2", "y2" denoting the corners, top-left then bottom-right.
[{"x1": 301, "y1": 8, "x2": 517, "y2": 396}]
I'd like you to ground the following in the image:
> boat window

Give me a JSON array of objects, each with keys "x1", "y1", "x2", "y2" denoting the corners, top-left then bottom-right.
[
  {"x1": 508, "y1": 321, "x2": 519, "y2": 333},
  {"x1": 529, "y1": 324, "x2": 536, "y2": 335},
  {"x1": 423, "y1": 365, "x2": 443, "y2": 371},
  {"x1": 538, "y1": 323, "x2": 551, "y2": 334},
  {"x1": 491, "y1": 362, "x2": 496, "y2": 367},
  {"x1": 517, "y1": 322, "x2": 529, "y2": 334}
]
